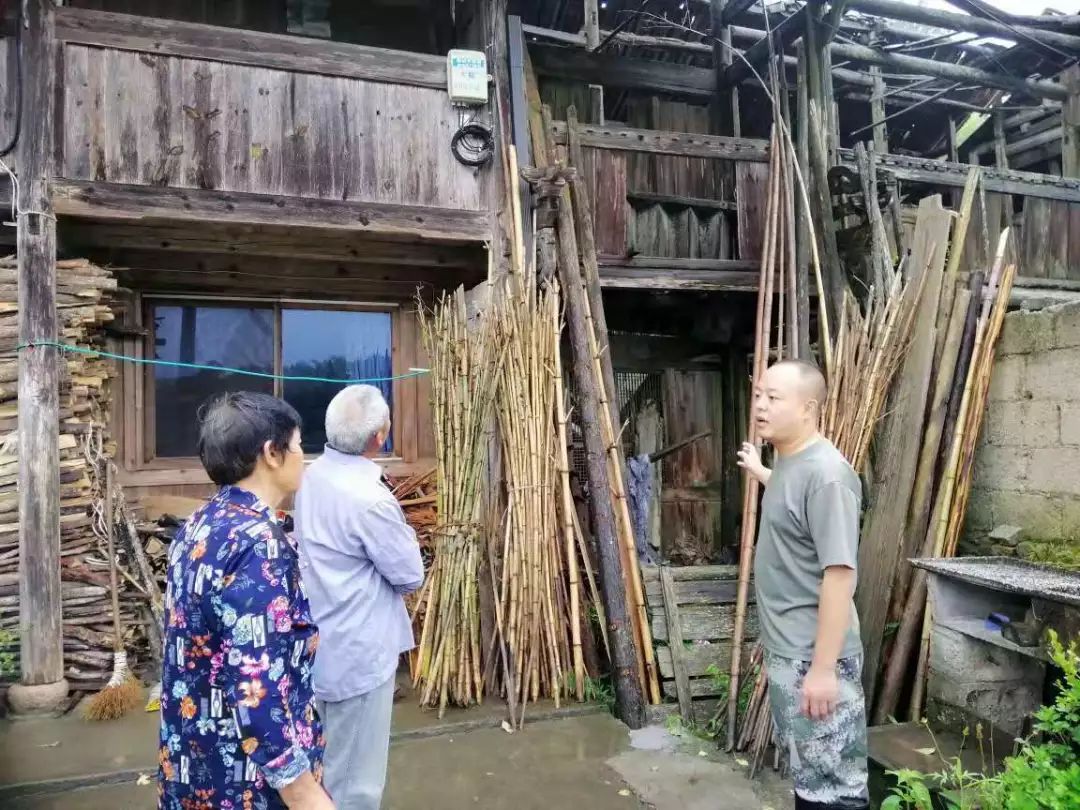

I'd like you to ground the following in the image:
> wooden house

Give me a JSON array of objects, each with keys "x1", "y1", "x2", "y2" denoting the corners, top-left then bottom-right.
[{"x1": 4, "y1": 0, "x2": 1080, "y2": 718}]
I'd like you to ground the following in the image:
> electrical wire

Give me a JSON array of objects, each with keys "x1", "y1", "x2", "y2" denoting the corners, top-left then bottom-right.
[
  {"x1": 450, "y1": 116, "x2": 494, "y2": 167},
  {"x1": 16, "y1": 340, "x2": 431, "y2": 384}
]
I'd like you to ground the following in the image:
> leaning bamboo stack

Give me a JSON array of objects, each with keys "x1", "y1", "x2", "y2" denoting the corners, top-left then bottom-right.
[
  {"x1": 725, "y1": 130, "x2": 932, "y2": 762},
  {"x1": 0, "y1": 257, "x2": 154, "y2": 693},
  {"x1": 413, "y1": 288, "x2": 502, "y2": 716},
  {"x1": 876, "y1": 227, "x2": 1017, "y2": 723},
  {"x1": 492, "y1": 279, "x2": 579, "y2": 718}
]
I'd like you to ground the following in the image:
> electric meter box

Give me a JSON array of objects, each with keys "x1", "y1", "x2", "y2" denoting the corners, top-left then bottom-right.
[{"x1": 446, "y1": 49, "x2": 489, "y2": 106}]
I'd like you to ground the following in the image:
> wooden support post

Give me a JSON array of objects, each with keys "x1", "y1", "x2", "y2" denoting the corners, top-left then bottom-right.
[
  {"x1": 9, "y1": 0, "x2": 68, "y2": 715},
  {"x1": 870, "y1": 66, "x2": 888, "y2": 155},
  {"x1": 659, "y1": 567, "x2": 694, "y2": 724},
  {"x1": 710, "y1": 0, "x2": 739, "y2": 137},
  {"x1": 994, "y1": 111, "x2": 1009, "y2": 170},
  {"x1": 550, "y1": 146, "x2": 646, "y2": 732},
  {"x1": 1063, "y1": 65, "x2": 1080, "y2": 178},
  {"x1": 589, "y1": 84, "x2": 605, "y2": 125},
  {"x1": 584, "y1": 0, "x2": 600, "y2": 51},
  {"x1": 795, "y1": 43, "x2": 812, "y2": 360}
]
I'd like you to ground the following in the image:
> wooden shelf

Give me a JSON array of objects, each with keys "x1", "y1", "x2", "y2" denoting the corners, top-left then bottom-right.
[{"x1": 936, "y1": 616, "x2": 1048, "y2": 662}]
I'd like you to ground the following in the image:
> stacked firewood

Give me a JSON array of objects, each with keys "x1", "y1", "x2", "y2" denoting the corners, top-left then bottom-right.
[{"x1": 0, "y1": 257, "x2": 139, "y2": 691}]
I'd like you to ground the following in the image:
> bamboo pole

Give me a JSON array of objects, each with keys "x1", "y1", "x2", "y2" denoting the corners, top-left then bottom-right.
[
  {"x1": 727, "y1": 128, "x2": 781, "y2": 751},
  {"x1": 552, "y1": 290, "x2": 585, "y2": 702}
]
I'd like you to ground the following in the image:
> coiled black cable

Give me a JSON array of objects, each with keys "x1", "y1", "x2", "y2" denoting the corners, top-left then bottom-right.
[
  {"x1": 451, "y1": 120, "x2": 494, "y2": 168},
  {"x1": 0, "y1": 4, "x2": 23, "y2": 158}
]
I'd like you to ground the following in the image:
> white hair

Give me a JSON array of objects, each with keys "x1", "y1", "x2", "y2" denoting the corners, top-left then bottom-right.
[{"x1": 325, "y1": 385, "x2": 390, "y2": 455}]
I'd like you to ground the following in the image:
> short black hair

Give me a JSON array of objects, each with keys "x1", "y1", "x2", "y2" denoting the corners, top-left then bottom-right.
[
  {"x1": 197, "y1": 392, "x2": 302, "y2": 486},
  {"x1": 770, "y1": 359, "x2": 828, "y2": 405}
]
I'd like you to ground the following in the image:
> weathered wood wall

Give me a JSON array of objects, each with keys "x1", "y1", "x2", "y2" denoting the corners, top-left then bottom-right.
[
  {"x1": 0, "y1": 36, "x2": 16, "y2": 173},
  {"x1": 60, "y1": 44, "x2": 483, "y2": 211},
  {"x1": 65, "y1": 0, "x2": 448, "y2": 53},
  {"x1": 643, "y1": 565, "x2": 757, "y2": 718}
]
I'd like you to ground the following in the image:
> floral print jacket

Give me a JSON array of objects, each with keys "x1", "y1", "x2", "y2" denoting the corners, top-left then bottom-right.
[{"x1": 158, "y1": 486, "x2": 324, "y2": 810}]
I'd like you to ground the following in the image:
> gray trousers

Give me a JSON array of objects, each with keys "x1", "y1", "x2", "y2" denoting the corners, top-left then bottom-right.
[{"x1": 316, "y1": 675, "x2": 396, "y2": 810}]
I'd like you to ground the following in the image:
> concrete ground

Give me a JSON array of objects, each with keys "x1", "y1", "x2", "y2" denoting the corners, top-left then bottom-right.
[{"x1": 0, "y1": 686, "x2": 794, "y2": 810}]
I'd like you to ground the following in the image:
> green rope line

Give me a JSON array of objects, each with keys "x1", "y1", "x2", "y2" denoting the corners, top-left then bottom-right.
[{"x1": 17, "y1": 340, "x2": 429, "y2": 385}]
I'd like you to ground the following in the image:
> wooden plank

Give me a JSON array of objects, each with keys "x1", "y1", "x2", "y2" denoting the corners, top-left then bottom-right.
[
  {"x1": 660, "y1": 567, "x2": 695, "y2": 721},
  {"x1": 628, "y1": 191, "x2": 737, "y2": 212},
  {"x1": 550, "y1": 120, "x2": 769, "y2": 162},
  {"x1": 651, "y1": 603, "x2": 758, "y2": 642},
  {"x1": 1022, "y1": 198, "x2": 1054, "y2": 279},
  {"x1": 17, "y1": 0, "x2": 66, "y2": 692},
  {"x1": 642, "y1": 564, "x2": 740, "y2": 583},
  {"x1": 51, "y1": 181, "x2": 490, "y2": 243},
  {"x1": 661, "y1": 370, "x2": 726, "y2": 565},
  {"x1": 644, "y1": 577, "x2": 746, "y2": 606},
  {"x1": 598, "y1": 267, "x2": 758, "y2": 291},
  {"x1": 857, "y1": 195, "x2": 949, "y2": 708},
  {"x1": 55, "y1": 7, "x2": 447, "y2": 88},
  {"x1": 1046, "y1": 200, "x2": 1070, "y2": 281},
  {"x1": 656, "y1": 641, "x2": 756, "y2": 681},
  {"x1": 530, "y1": 43, "x2": 714, "y2": 101},
  {"x1": 736, "y1": 161, "x2": 770, "y2": 262},
  {"x1": 1069, "y1": 203, "x2": 1080, "y2": 281},
  {"x1": 60, "y1": 221, "x2": 483, "y2": 267},
  {"x1": 588, "y1": 148, "x2": 629, "y2": 256},
  {"x1": 598, "y1": 256, "x2": 757, "y2": 272}
]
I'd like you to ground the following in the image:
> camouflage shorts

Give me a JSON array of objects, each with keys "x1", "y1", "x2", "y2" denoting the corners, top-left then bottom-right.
[{"x1": 764, "y1": 651, "x2": 869, "y2": 806}]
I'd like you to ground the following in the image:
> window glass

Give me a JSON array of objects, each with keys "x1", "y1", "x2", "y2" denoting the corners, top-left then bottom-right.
[
  {"x1": 282, "y1": 309, "x2": 394, "y2": 454},
  {"x1": 152, "y1": 305, "x2": 274, "y2": 457}
]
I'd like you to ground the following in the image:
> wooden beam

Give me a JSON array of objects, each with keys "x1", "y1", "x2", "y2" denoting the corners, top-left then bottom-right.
[
  {"x1": 828, "y1": 41, "x2": 1069, "y2": 102},
  {"x1": 51, "y1": 181, "x2": 490, "y2": 244},
  {"x1": 627, "y1": 190, "x2": 737, "y2": 212},
  {"x1": 842, "y1": 150, "x2": 1080, "y2": 203},
  {"x1": 598, "y1": 264, "x2": 759, "y2": 291},
  {"x1": 54, "y1": 7, "x2": 447, "y2": 89},
  {"x1": 847, "y1": 0, "x2": 1080, "y2": 55},
  {"x1": 549, "y1": 121, "x2": 769, "y2": 161},
  {"x1": 529, "y1": 43, "x2": 714, "y2": 100},
  {"x1": 870, "y1": 66, "x2": 888, "y2": 154},
  {"x1": 58, "y1": 220, "x2": 482, "y2": 267},
  {"x1": 584, "y1": 0, "x2": 600, "y2": 51},
  {"x1": 723, "y1": 7, "x2": 806, "y2": 87},
  {"x1": 16, "y1": 0, "x2": 66, "y2": 702}
]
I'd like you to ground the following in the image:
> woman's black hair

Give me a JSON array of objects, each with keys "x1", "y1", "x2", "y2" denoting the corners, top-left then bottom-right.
[{"x1": 197, "y1": 392, "x2": 302, "y2": 486}]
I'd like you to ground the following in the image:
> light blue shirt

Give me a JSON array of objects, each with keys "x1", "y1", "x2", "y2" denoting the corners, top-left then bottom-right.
[{"x1": 294, "y1": 447, "x2": 424, "y2": 702}]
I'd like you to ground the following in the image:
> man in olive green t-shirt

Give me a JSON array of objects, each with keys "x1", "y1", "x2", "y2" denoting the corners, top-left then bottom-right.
[{"x1": 737, "y1": 360, "x2": 869, "y2": 810}]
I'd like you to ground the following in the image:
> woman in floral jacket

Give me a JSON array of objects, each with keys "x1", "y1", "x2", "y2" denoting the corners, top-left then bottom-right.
[{"x1": 159, "y1": 392, "x2": 332, "y2": 810}]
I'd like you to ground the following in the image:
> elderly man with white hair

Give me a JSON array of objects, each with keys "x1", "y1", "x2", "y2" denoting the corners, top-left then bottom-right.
[{"x1": 294, "y1": 384, "x2": 424, "y2": 810}]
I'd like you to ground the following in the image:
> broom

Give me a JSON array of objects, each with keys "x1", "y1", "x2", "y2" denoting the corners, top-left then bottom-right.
[{"x1": 83, "y1": 464, "x2": 142, "y2": 720}]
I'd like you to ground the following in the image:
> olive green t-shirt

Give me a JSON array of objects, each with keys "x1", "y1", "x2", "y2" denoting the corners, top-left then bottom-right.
[{"x1": 753, "y1": 438, "x2": 863, "y2": 661}]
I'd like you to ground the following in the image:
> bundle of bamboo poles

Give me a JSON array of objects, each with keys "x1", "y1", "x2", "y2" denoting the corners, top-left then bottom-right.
[
  {"x1": 413, "y1": 287, "x2": 502, "y2": 715},
  {"x1": 724, "y1": 123, "x2": 931, "y2": 763},
  {"x1": 491, "y1": 279, "x2": 579, "y2": 719}
]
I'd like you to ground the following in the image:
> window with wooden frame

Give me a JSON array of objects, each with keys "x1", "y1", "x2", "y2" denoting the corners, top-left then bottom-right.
[{"x1": 136, "y1": 296, "x2": 404, "y2": 464}]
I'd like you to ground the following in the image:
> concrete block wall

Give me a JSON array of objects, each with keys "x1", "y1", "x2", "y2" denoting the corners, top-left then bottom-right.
[{"x1": 964, "y1": 302, "x2": 1080, "y2": 554}]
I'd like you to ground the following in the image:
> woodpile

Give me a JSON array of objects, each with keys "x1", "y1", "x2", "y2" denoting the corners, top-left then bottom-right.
[{"x1": 0, "y1": 257, "x2": 146, "y2": 693}]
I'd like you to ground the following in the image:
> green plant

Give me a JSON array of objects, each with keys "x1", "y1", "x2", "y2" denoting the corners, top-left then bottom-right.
[
  {"x1": 882, "y1": 769, "x2": 934, "y2": 810},
  {"x1": 581, "y1": 675, "x2": 616, "y2": 714},
  {"x1": 885, "y1": 632, "x2": 1080, "y2": 810},
  {"x1": 0, "y1": 627, "x2": 16, "y2": 680}
]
